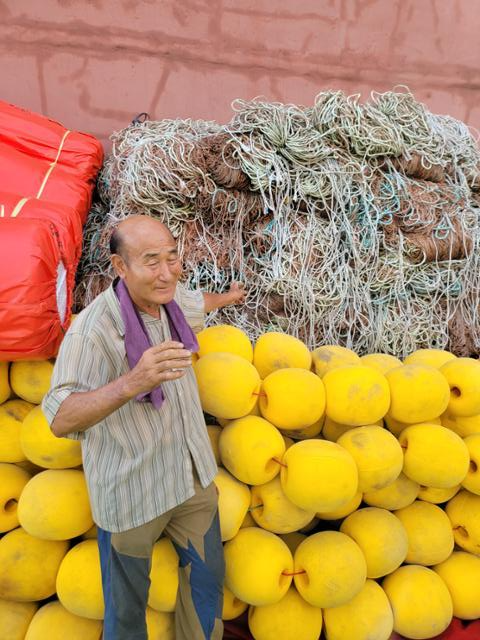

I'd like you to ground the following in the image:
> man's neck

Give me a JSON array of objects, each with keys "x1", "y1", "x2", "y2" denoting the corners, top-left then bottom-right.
[
  {"x1": 138, "y1": 304, "x2": 161, "y2": 319},
  {"x1": 126, "y1": 288, "x2": 161, "y2": 319}
]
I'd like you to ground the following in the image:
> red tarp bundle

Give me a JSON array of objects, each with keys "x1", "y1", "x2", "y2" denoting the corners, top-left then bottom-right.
[{"x1": 0, "y1": 100, "x2": 103, "y2": 360}]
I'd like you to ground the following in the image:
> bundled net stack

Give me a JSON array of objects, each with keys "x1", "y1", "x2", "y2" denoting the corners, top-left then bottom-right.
[{"x1": 75, "y1": 88, "x2": 480, "y2": 357}]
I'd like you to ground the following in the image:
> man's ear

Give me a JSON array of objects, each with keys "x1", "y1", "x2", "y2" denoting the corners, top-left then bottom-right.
[{"x1": 111, "y1": 254, "x2": 126, "y2": 278}]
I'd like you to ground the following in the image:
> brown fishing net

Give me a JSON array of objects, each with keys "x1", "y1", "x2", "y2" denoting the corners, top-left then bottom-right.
[{"x1": 75, "y1": 89, "x2": 480, "y2": 357}]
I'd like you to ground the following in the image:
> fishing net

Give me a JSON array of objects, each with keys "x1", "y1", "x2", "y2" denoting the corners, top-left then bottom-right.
[{"x1": 75, "y1": 88, "x2": 480, "y2": 357}]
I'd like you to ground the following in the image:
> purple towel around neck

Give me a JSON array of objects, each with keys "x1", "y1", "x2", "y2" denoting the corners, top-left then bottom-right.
[{"x1": 115, "y1": 278, "x2": 199, "y2": 409}]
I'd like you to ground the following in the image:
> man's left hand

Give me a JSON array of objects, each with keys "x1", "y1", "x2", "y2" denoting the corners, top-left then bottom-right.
[
  {"x1": 203, "y1": 282, "x2": 247, "y2": 313},
  {"x1": 227, "y1": 282, "x2": 246, "y2": 305}
]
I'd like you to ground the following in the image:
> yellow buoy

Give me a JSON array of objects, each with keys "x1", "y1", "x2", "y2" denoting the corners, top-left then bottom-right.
[
  {"x1": 385, "y1": 415, "x2": 441, "y2": 437},
  {"x1": 399, "y1": 423, "x2": 469, "y2": 488},
  {"x1": 340, "y1": 507, "x2": 408, "y2": 578},
  {"x1": 440, "y1": 357, "x2": 480, "y2": 417},
  {"x1": 253, "y1": 332, "x2": 311, "y2": 379},
  {"x1": 337, "y1": 425, "x2": 403, "y2": 492},
  {"x1": 0, "y1": 362, "x2": 10, "y2": 404},
  {"x1": 148, "y1": 538, "x2": 179, "y2": 612},
  {"x1": 0, "y1": 598, "x2": 37, "y2": 639},
  {"x1": 194, "y1": 352, "x2": 260, "y2": 419},
  {"x1": 323, "y1": 416, "x2": 383, "y2": 442},
  {"x1": 0, "y1": 527, "x2": 68, "y2": 601},
  {"x1": 223, "y1": 527, "x2": 293, "y2": 606},
  {"x1": 206, "y1": 424, "x2": 222, "y2": 465},
  {"x1": 249, "y1": 392, "x2": 262, "y2": 417},
  {"x1": 404, "y1": 348, "x2": 456, "y2": 369},
  {"x1": 323, "y1": 579, "x2": 393, "y2": 640},
  {"x1": 394, "y1": 501, "x2": 454, "y2": 565},
  {"x1": 316, "y1": 490, "x2": 363, "y2": 521},
  {"x1": 363, "y1": 473, "x2": 419, "y2": 510},
  {"x1": 279, "y1": 417, "x2": 323, "y2": 440},
  {"x1": 197, "y1": 325, "x2": 253, "y2": 362},
  {"x1": 446, "y1": 489, "x2": 480, "y2": 555},
  {"x1": 0, "y1": 399, "x2": 35, "y2": 463},
  {"x1": 219, "y1": 415, "x2": 285, "y2": 485},
  {"x1": 10, "y1": 360, "x2": 54, "y2": 404},
  {"x1": 323, "y1": 365, "x2": 390, "y2": 426},
  {"x1": 434, "y1": 551, "x2": 480, "y2": 620},
  {"x1": 18, "y1": 469, "x2": 93, "y2": 540},
  {"x1": 280, "y1": 439, "x2": 358, "y2": 512},
  {"x1": 248, "y1": 586, "x2": 323, "y2": 640},
  {"x1": 146, "y1": 607, "x2": 174, "y2": 640},
  {"x1": 462, "y1": 434, "x2": 480, "y2": 495},
  {"x1": 382, "y1": 565, "x2": 453, "y2": 639},
  {"x1": 259, "y1": 368, "x2": 325, "y2": 430},
  {"x1": 360, "y1": 353, "x2": 402, "y2": 375},
  {"x1": 56, "y1": 540, "x2": 104, "y2": 619},
  {"x1": 20, "y1": 406, "x2": 82, "y2": 469},
  {"x1": 293, "y1": 531, "x2": 366, "y2": 608},
  {"x1": 222, "y1": 585, "x2": 248, "y2": 621},
  {"x1": 312, "y1": 345, "x2": 360, "y2": 378},
  {"x1": 441, "y1": 411, "x2": 480, "y2": 437},
  {"x1": 418, "y1": 484, "x2": 460, "y2": 504},
  {"x1": 250, "y1": 476, "x2": 315, "y2": 534},
  {"x1": 214, "y1": 468, "x2": 251, "y2": 541},
  {"x1": 386, "y1": 364, "x2": 450, "y2": 424},
  {"x1": 24, "y1": 601, "x2": 103, "y2": 640},
  {"x1": 322, "y1": 417, "x2": 354, "y2": 442},
  {"x1": 0, "y1": 462, "x2": 31, "y2": 533}
]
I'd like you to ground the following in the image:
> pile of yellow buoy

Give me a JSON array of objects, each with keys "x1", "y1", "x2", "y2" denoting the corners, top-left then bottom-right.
[{"x1": 2, "y1": 328, "x2": 480, "y2": 640}]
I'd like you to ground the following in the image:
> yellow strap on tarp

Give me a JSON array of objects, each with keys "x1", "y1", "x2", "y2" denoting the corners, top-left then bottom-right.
[
  {"x1": 36, "y1": 129, "x2": 71, "y2": 199},
  {"x1": 1, "y1": 128, "x2": 71, "y2": 217},
  {"x1": 10, "y1": 197, "x2": 30, "y2": 218}
]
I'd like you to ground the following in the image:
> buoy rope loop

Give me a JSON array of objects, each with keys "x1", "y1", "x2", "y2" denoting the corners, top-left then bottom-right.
[{"x1": 282, "y1": 569, "x2": 306, "y2": 576}]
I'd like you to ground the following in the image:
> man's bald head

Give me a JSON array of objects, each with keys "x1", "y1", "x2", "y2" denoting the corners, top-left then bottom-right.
[{"x1": 110, "y1": 215, "x2": 174, "y2": 262}]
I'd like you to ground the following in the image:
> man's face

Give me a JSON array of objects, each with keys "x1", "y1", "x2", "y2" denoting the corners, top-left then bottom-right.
[{"x1": 113, "y1": 227, "x2": 183, "y2": 309}]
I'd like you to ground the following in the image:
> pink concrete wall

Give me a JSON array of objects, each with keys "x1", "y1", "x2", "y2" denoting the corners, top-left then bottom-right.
[{"x1": 1, "y1": 0, "x2": 480, "y2": 149}]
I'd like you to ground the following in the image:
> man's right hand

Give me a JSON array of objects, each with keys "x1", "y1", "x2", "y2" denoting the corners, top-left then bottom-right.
[{"x1": 125, "y1": 341, "x2": 193, "y2": 397}]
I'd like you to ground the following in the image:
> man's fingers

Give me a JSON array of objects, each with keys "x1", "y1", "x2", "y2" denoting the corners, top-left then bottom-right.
[
  {"x1": 154, "y1": 368, "x2": 188, "y2": 383},
  {"x1": 151, "y1": 349, "x2": 192, "y2": 363},
  {"x1": 154, "y1": 358, "x2": 192, "y2": 372},
  {"x1": 161, "y1": 369, "x2": 187, "y2": 381},
  {"x1": 149, "y1": 341, "x2": 184, "y2": 354}
]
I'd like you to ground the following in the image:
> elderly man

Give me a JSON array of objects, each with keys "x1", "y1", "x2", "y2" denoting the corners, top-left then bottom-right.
[{"x1": 42, "y1": 215, "x2": 245, "y2": 640}]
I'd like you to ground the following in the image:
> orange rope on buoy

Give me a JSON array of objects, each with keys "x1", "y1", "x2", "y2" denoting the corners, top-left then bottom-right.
[
  {"x1": 282, "y1": 569, "x2": 306, "y2": 576},
  {"x1": 272, "y1": 457, "x2": 287, "y2": 468}
]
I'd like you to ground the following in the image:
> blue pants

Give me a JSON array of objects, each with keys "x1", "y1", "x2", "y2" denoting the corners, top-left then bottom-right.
[{"x1": 97, "y1": 479, "x2": 224, "y2": 640}]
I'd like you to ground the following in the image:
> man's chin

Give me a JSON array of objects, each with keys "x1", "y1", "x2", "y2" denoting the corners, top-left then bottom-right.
[{"x1": 152, "y1": 287, "x2": 176, "y2": 305}]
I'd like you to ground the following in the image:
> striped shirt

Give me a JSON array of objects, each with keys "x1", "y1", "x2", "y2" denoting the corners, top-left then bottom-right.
[{"x1": 42, "y1": 282, "x2": 218, "y2": 533}]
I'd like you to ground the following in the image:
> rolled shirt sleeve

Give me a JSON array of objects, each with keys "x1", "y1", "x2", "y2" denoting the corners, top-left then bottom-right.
[
  {"x1": 42, "y1": 332, "x2": 111, "y2": 441},
  {"x1": 174, "y1": 284, "x2": 206, "y2": 334}
]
